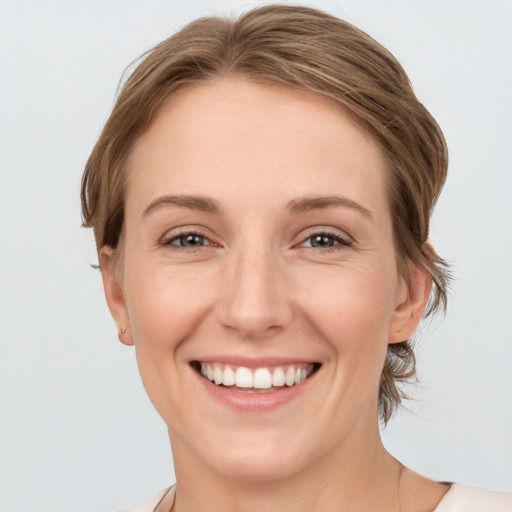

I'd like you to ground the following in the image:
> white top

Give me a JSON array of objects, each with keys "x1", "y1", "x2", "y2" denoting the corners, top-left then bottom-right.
[
  {"x1": 117, "y1": 484, "x2": 512, "y2": 511},
  {"x1": 433, "y1": 484, "x2": 512, "y2": 511}
]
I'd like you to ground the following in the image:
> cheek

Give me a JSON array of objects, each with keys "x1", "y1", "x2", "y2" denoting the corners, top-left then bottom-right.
[
  {"x1": 295, "y1": 263, "x2": 396, "y2": 392},
  {"x1": 298, "y1": 263, "x2": 397, "y2": 341},
  {"x1": 123, "y1": 266, "x2": 215, "y2": 417},
  {"x1": 124, "y1": 264, "x2": 212, "y2": 352}
]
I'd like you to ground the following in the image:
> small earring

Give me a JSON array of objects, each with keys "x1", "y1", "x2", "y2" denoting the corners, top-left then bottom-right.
[{"x1": 118, "y1": 326, "x2": 130, "y2": 345}]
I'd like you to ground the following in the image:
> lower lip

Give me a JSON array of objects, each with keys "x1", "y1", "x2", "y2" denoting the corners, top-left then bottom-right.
[{"x1": 194, "y1": 368, "x2": 317, "y2": 412}]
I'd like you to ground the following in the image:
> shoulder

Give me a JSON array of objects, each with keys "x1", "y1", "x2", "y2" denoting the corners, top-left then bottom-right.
[
  {"x1": 434, "y1": 484, "x2": 512, "y2": 511},
  {"x1": 115, "y1": 488, "x2": 171, "y2": 512}
]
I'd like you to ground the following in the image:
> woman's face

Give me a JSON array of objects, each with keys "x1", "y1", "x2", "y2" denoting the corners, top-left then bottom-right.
[{"x1": 102, "y1": 77, "x2": 427, "y2": 481}]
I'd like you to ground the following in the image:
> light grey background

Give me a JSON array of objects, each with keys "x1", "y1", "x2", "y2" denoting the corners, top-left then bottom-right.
[{"x1": 1, "y1": 1, "x2": 511, "y2": 511}]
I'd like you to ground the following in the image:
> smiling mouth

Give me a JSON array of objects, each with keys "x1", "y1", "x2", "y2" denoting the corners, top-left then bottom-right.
[{"x1": 191, "y1": 361, "x2": 321, "y2": 393}]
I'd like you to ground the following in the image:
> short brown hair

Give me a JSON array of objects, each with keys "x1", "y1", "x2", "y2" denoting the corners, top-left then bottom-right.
[{"x1": 81, "y1": 4, "x2": 450, "y2": 423}]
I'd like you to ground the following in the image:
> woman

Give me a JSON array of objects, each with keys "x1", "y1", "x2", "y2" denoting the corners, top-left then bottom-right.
[{"x1": 81, "y1": 5, "x2": 512, "y2": 511}]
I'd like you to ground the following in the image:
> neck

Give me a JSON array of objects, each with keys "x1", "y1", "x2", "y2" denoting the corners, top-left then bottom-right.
[{"x1": 169, "y1": 418, "x2": 402, "y2": 512}]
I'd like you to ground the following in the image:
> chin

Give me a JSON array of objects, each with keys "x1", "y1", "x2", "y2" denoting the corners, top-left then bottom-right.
[
  {"x1": 192, "y1": 431, "x2": 316, "y2": 482},
  {"x1": 210, "y1": 451, "x2": 308, "y2": 482}
]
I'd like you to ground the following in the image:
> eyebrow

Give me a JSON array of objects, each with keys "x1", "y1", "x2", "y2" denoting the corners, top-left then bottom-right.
[
  {"x1": 142, "y1": 194, "x2": 221, "y2": 217},
  {"x1": 142, "y1": 194, "x2": 372, "y2": 218},
  {"x1": 287, "y1": 196, "x2": 373, "y2": 218}
]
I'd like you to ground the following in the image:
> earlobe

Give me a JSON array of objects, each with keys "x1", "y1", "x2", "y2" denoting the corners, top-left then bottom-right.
[
  {"x1": 99, "y1": 246, "x2": 134, "y2": 346},
  {"x1": 388, "y1": 265, "x2": 432, "y2": 344}
]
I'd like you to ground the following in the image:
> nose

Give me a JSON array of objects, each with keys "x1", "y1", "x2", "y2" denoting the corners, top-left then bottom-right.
[{"x1": 217, "y1": 246, "x2": 293, "y2": 341}]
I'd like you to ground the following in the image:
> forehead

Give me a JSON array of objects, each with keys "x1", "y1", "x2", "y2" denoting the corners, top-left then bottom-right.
[{"x1": 126, "y1": 77, "x2": 388, "y2": 218}]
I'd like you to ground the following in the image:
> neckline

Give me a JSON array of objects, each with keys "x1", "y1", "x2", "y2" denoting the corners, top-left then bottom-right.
[
  {"x1": 431, "y1": 483, "x2": 456, "y2": 511},
  {"x1": 155, "y1": 483, "x2": 456, "y2": 512},
  {"x1": 154, "y1": 486, "x2": 175, "y2": 512}
]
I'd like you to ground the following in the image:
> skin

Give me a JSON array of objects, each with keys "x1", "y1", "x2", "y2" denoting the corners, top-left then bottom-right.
[{"x1": 101, "y1": 77, "x2": 449, "y2": 511}]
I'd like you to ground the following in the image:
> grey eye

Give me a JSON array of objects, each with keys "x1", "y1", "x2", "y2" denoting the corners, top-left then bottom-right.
[
  {"x1": 171, "y1": 234, "x2": 207, "y2": 247},
  {"x1": 301, "y1": 232, "x2": 352, "y2": 249},
  {"x1": 309, "y1": 234, "x2": 336, "y2": 247}
]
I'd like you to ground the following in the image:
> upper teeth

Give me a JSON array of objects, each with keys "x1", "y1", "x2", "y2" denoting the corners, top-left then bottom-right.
[{"x1": 200, "y1": 363, "x2": 313, "y2": 389}]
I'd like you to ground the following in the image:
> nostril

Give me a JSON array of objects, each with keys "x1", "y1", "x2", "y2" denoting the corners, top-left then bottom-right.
[{"x1": 220, "y1": 321, "x2": 287, "y2": 343}]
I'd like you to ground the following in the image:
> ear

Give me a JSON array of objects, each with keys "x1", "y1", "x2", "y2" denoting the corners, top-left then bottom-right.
[
  {"x1": 99, "y1": 246, "x2": 134, "y2": 346},
  {"x1": 388, "y1": 264, "x2": 432, "y2": 344}
]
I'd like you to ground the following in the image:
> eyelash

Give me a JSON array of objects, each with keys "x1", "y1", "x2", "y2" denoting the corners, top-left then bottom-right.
[
  {"x1": 161, "y1": 230, "x2": 214, "y2": 249},
  {"x1": 299, "y1": 231, "x2": 353, "y2": 251},
  {"x1": 161, "y1": 229, "x2": 352, "y2": 251}
]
